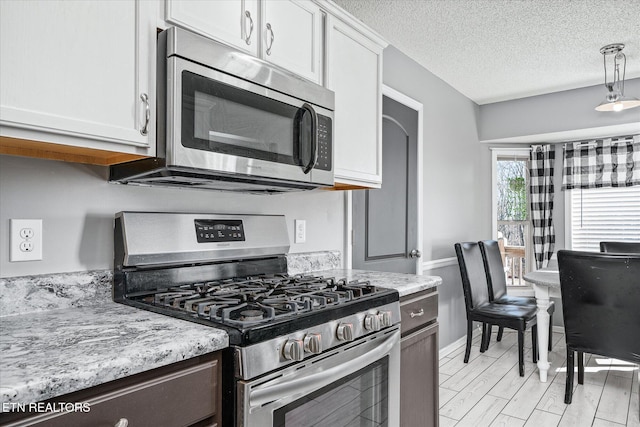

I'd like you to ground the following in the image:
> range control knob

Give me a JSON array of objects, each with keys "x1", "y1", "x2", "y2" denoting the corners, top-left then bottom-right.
[
  {"x1": 364, "y1": 313, "x2": 381, "y2": 332},
  {"x1": 303, "y1": 333, "x2": 322, "y2": 354},
  {"x1": 378, "y1": 310, "x2": 393, "y2": 327},
  {"x1": 282, "y1": 339, "x2": 304, "y2": 361},
  {"x1": 336, "y1": 323, "x2": 354, "y2": 342}
]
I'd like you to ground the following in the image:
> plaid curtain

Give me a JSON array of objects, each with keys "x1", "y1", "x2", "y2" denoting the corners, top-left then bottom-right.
[
  {"x1": 562, "y1": 134, "x2": 640, "y2": 190},
  {"x1": 530, "y1": 144, "x2": 555, "y2": 269}
]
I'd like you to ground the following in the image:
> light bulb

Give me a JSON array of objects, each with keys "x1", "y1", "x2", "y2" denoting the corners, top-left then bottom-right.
[{"x1": 612, "y1": 102, "x2": 624, "y2": 112}]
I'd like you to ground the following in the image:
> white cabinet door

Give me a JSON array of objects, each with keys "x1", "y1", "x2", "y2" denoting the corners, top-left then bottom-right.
[
  {"x1": 165, "y1": 0, "x2": 259, "y2": 55},
  {"x1": 0, "y1": 0, "x2": 155, "y2": 156},
  {"x1": 326, "y1": 15, "x2": 384, "y2": 188},
  {"x1": 262, "y1": 0, "x2": 322, "y2": 83}
]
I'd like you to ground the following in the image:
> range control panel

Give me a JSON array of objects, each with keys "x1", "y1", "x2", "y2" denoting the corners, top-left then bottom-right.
[{"x1": 195, "y1": 219, "x2": 245, "y2": 243}]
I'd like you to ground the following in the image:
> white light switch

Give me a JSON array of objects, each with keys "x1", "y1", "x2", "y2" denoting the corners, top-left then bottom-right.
[{"x1": 295, "y1": 220, "x2": 306, "y2": 244}]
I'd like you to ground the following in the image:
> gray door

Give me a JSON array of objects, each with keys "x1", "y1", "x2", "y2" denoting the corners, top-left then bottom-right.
[{"x1": 353, "y1": 95, "x2": 419, "y2": 273}]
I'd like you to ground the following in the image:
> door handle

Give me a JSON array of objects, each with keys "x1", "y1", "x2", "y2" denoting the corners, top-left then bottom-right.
[
  {"x1": 299, "y1": 103, "x2": 318, "y2": 174},
  {"x1": 140, "y1": 93, "x2": 150, "y2": 136},
  {"x1": 265, "y1": 23, "x2": 274, "y2": 55},
  {"x1": 409, "y1": 249, "x2": 422, "y2": 258},
  {"x1": 244, "y1": 10, "x2": 254, "y2": 45}
]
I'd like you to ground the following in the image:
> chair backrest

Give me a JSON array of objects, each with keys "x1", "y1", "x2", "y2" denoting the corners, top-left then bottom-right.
[
  {"x1": 558, "y1": 250, "x2": 640, "y2": 364},
  {"x1": 599, "y1": 241, "x2": 640, "y2": 254},
  {"x1": 455, "y1": 242, "x2": 491, "y2": 311},
  {"x1": 479, "y1": 240, "x2": 508, "y2": 300}
]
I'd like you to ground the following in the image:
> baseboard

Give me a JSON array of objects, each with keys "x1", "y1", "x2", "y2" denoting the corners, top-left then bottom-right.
[{"x1": 439, "y1": 335, "x2": 468, "y2": 359}]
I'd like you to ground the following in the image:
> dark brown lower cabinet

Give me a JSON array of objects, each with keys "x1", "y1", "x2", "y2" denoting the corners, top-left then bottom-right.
[
  {"x1": 400, "y1": 289, "x2": 439, "y2": 427},
  {"x1": 0, "y1": 352, "x2": 221, "y2": 427}
]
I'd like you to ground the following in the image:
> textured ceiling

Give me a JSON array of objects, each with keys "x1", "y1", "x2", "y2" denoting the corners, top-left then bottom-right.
[{"x1": 333, "y1": 0, "x2": 640, "y2": 104}]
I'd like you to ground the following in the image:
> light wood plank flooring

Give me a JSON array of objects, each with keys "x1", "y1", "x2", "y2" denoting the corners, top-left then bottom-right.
[{"x1": 439, "y1": 329, "x2": 639, "y2": 427}]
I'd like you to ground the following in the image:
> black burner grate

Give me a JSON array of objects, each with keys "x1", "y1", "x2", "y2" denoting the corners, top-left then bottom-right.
[{"x1": 140, "y1": 274, "x2": 378, "y2": 327}]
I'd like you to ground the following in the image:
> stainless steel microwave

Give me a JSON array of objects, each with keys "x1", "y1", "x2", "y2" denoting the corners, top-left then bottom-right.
[{"x1": 110, "y1": 27, "x2": 334, "y2": 193}]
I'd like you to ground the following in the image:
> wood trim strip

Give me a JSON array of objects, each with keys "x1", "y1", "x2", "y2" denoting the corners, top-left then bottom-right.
[{"x1": 0, "y1": 136, "x2": 148, "y2": 166}]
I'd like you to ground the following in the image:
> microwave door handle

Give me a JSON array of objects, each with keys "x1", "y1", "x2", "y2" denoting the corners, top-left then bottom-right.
[{"x1": 300, "y1": 103, "x2": 318, "y2": 174}]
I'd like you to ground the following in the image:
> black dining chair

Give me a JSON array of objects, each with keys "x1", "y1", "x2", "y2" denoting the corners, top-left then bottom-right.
[
  {"x1": 599, "y1": 241, "x2": 640, "y2": 254},
  {"x1": 455, "y1": 242, "x2": 538, "y2": 376},
  {"x1": 479, "y1": 240, "x2": 555, "y2": 351},
  {"x1": 558, "y1": 250, "x2": 640, "y2": 404}
]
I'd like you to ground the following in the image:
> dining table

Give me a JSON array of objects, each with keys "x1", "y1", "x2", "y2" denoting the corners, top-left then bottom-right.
[{"x1": 523, "y1": 257, "x2": 561, "y2": 383}]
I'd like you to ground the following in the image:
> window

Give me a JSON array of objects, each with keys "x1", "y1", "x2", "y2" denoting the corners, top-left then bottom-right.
[
  {"x1": 567, "y1": 186, "x2": 640, "y2": 251},
  {"x1": 497, "y1": 157, "x2": 529, "y2": 247},
  {"x1": 491, "y1": 148, "x2": 532, "y2": 285}
]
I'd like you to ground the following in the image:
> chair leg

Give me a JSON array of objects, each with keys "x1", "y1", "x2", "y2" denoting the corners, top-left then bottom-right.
[
  {"x1": 497, "y1": 326, "x2": 504, "y2": 342},
  {"x1": 577, "y1": 351, "x2": 584, "y2": 384},
  {"x1": 531, "y1": 324, "x2": 538, "y2": 363},
  {"x1": 565, "y1": 349, "x2": 574, "y2": 404},
  {"x1": 464, "y1": 319, "x2": 473, "y2": 363},
  {"x1": 481, "y1": 323, "x2": 491, "y2": 352},
  {"x1": 517, "y1": 329, "x2": 524, "y2": 376},
  {"x1": 548, "y1": 312, "x2": 553, "y2": 351}
]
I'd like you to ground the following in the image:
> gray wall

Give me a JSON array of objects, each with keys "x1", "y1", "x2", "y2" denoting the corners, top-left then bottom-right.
[
  {"x1": 0, "y1": 156, "x2": 345, "y2": 278},
  {"x1": 479, "y1": 78, "x2": 640, "y2": 142},
  {"x1": 383, "y1": 45, "x2": 492, "y2": 349}
]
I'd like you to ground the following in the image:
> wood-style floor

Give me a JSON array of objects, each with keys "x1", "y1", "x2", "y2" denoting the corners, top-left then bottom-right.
[{"x1": 439, "y1": 329, "x2": 640, "y2": 427}]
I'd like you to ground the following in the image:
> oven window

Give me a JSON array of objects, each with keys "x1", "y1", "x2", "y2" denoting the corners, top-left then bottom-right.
[
  {"x1": 181, "y1": 71, "x2": 310, "y2": 166},
  {"x1": 273, "y1": 358, "x2": 389, "y2": 427}
]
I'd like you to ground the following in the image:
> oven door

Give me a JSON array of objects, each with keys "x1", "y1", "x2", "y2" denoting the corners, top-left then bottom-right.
[
  {"x1": 166, "y1": 57, "x2": 334, "y2": 186},
  {"x1": 237, "y1": 327, "x2": 400, "y2": 427}
]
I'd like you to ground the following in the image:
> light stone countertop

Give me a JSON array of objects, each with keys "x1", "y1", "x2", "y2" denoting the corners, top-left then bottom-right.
[
  {"x1": 0, "y1": 303, "x2": 228, "y2": 407},
  {"x1": 0, "y1": 272, "x2": 229, "y2": 407}
]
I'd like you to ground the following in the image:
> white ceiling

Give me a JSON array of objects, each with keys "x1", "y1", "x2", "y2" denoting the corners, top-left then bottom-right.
[{"x1": 332, "y1": 0, "x2": 640, "y2": 105}]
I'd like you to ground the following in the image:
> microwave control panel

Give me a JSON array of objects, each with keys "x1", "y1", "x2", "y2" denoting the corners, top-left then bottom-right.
[
  {"x1": 315, "y1": 116, "x2": 332, "y2": 171},
  {"x1": 195, "y1": 219, "x2": 245, "y2": 243}
]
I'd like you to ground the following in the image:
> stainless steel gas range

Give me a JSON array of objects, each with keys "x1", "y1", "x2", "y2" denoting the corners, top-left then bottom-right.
[{"x1": 113, "y1": 212, "x2": 401, "y2": 427}]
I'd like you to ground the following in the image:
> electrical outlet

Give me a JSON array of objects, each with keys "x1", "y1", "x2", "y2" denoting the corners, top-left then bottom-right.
[
  {"x1": 10, "y1": 219, "x2": 43, "y2": 262},
  {"x1": 294, "y1": 219, "x2": 306, "y2": 244}
]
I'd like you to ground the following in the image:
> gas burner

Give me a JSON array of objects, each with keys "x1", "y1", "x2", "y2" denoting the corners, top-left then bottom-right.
[
  {"x1": 219, "y1": 303, "x2": 277, "y2": 325},
  {"x1": 240, "y1": 309, "x2": 264, "y2": 321}
]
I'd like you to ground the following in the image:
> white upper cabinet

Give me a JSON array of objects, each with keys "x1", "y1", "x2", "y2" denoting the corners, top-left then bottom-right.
[
  {"x1": 166, "y1": 0, "x2": 259, "y2": 56},
  {"x1": 261, "y1": 0, "x2": 322, "y2": 83},
  {"x1": 325, "y1": 11, "x2": 386, "y2": 188},
  {"x1": 0, "y1": 0, "x2": 156, "y2": 159},
  {"x1": 164, "y1": 0, "x2": 322, "y2": 84}
]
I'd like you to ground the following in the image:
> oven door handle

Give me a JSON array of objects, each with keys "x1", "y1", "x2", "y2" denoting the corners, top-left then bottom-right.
[{"x1": 249, "y1": 330, "x2": 399, "y2": 407}]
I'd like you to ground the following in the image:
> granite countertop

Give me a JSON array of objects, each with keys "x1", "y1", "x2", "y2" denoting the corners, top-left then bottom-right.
[
  {"x1": 311, "y1": 269, "x2": 442, "y2": 297},
  {"x1": 0, "y1": 252, "x2": 442, "y2": 408},
  {"x1": 0, "y1": 272, "x2": 228, "y2": 408}
]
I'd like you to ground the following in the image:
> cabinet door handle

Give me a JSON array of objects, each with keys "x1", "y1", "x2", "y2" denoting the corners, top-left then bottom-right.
[
  {"x1": 244, "y1": 10, "x2": 254, "y2": 45},
  {"x1": 114, "y1": 418, "x2": 129, "y2": 427},
  {"x1": 266, "y1": 23, "x2": 274, "y2": 55},
  {"x1": 140, "y1": 93, "x2": 150, "y2": 136},
  {"x1": 410, "y1": 308, "x2": 424, "y2": 318}
]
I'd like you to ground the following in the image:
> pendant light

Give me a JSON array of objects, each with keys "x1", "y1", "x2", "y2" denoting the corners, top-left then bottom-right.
[{"x1": 594, "y1": 43, "x2": 640, "y2": 112}]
